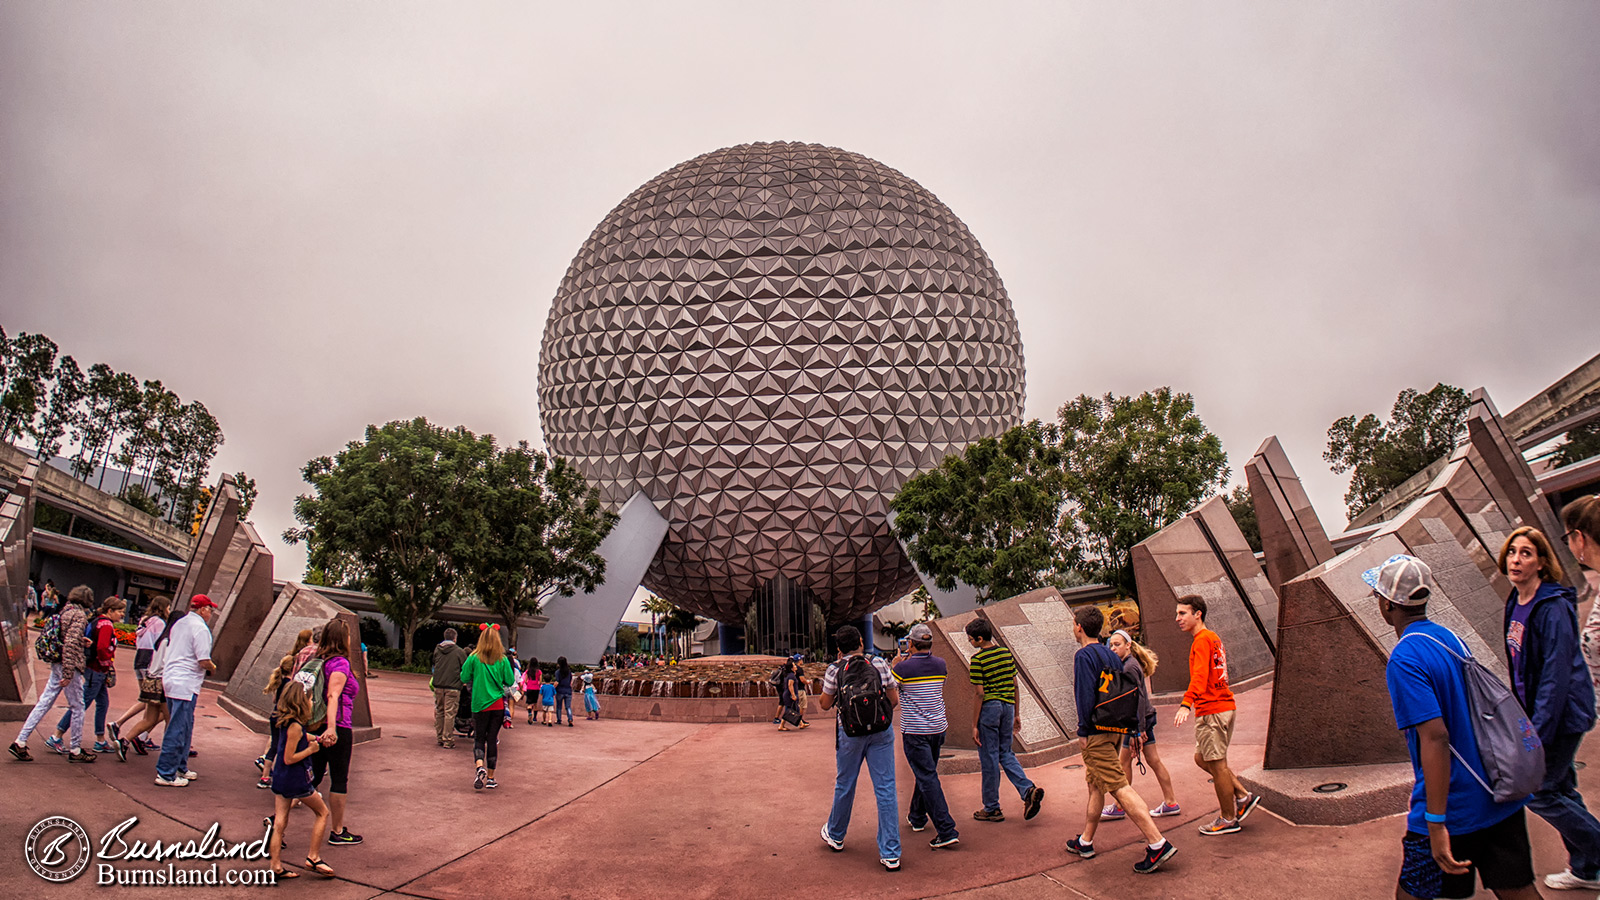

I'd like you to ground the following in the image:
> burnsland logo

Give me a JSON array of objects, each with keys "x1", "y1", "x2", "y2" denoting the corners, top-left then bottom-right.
[{"x1": 25, "y1": 815, "x2": 277, "y2": 886}]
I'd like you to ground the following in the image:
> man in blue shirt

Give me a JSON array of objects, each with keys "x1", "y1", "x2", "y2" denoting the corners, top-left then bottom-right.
[
  {"x1": 1373, "y1": 554, "x2": 1537, "y2": 900},
  {"x1": 1065, "y1": 605, "x2": 1176, "y2": 874}
]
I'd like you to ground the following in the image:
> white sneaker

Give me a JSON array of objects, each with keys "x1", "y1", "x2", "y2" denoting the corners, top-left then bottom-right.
[
  {"x1": 1543, "y1": 869, "x2": 1600, "y2": 891},
  {"x1": 154, "y1": 775, "x2": 189, "y2": 787},
  {"x1": 820, "y1": 825, "x2": 843, "y2": 852},
  {"x1": 181, "y1": 770, "x2": 199, "y2": 780}
]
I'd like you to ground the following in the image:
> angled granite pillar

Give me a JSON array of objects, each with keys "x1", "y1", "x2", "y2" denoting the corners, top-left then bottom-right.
[
  {"x1": 928, "y1": 587, "x2": 1075, "y2": 753},
  {"x1": 219, "y1": 583, "x2": 378, "y2": 742},
  {"x1": 173, "y1": 474, "x2": 242, "y2": 612},
  {"x1": 523, "y1": 491, "x2": 669, "y2": 665},
  {"x1": 1132, "y1": 496, "x2": 1280, "y2": 694},
  {"x1": 1246, "y1": 436, "x2": 1335, "y2": 593},
  {"x1": 0, "y1": 461, "x2": 40, "y2": 705}
]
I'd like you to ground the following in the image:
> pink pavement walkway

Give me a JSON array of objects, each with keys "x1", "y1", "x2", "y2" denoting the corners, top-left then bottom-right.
[{"x1": 2, "y1": 657, "x2": 1596, "y2": 899}]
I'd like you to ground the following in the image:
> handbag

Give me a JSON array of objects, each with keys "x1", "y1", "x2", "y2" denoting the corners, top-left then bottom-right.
[
  {"x1": 105, "y1": 670, "x2": 117, "y2": 689},
  {"x1": 138, "y1": 676, "x2": 164, "y2": 704}
]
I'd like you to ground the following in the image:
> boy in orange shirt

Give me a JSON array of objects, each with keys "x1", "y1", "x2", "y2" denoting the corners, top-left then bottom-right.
[{"x1": 1172, "y1": 595, "x2": 1261, "y2": 835}]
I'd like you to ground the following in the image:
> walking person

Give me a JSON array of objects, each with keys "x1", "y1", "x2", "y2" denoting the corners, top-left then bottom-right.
[
  {"x1": 47, "y1": 596, "x2": 126, "y2": 760},
  {"x1": 1099, "y1": 629, "x2": 1180, "y2": 821},
  {"x1": 431, "y1": 628, "x2": 469, "y2": 749},
  {"x1": 111, "y1": 597, "x2": 171, "y2": 757},
  {"x1": 265, "y1": 682, "x2": 334, "y2": 881},
  {"x1": 155, "y1": 594, "x2": 220, "y2": 786},
  {"x1": 256, "y1": 630, "x2": 315, "y2": 784},
  {"x1": 308, "y1": 617, "x2": 363, "y2": 845},
  {"x1": 9, "y1": 585, "x2": 95, "y2": 763},
  {"x1": 539, "y1": 677, "x2": 556, "y2": 725},
  {"x1": 554, "y1": 657, "x2": 575, "y2": 726},
  {"x1": 1562, "y1": 495, "x2": 1600, "y2": 690},
  {"x1": 1372, "y1": 554, "x2": 1540, "y2": 900},
  {"x1": 965, "y1": 618, "x2": 1044, "y2": 823},
  {"x1": 1498, "y1": 526, "x2": 1600, "y2": 892},
  {"x1": 523, "y1": 657, "x2": 542, "y2": 725},
  {"x1": 503, "y1": 650, "x2": 520, "y2": 730},
  {"x1": 460, "y1": 624, "x2": 514, "y2": 791},
  {"x1": 892, "y1": 623, "x2": 959, "y2": 850},
  {"x1": 778, "y1": 659, "x2": 804, "y2": 731},
  {"x1": 1172, "y1": 595, "x2": 1258, "y2": 835},
  {"x1": 582, "y1": 672, "x2": 601, "y2": 720},
  {"x1": 819, "y1": 625, "x2": 902, "y2": 871},
  {"x1": 1064, "y1": 606, "x2": 1177, "y2": 874}
]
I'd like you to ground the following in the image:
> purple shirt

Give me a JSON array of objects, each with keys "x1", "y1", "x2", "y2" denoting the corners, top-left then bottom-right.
[
  {"x1": 323, "y1": 655, "x2": 361, "y2": 729},
  {"x1": 1507, "y1": 600, "x2": 1535, "y2": 699}
]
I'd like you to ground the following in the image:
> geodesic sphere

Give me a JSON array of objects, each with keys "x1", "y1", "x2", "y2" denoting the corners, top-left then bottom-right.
[{"x1": 538, "y1": 141, "x2": 1025, "y2": 624}]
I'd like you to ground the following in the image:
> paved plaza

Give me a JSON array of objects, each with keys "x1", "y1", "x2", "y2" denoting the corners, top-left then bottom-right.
[{"x1": 3, "y1": 656, "x2": 1596, "y2": 899}]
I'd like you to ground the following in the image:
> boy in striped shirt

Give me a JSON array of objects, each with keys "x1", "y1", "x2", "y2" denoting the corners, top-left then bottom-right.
[
  {"x1": 967, "y1": 618, "x2": 1044, "y2": 822},
  {"x1": 893, "y1": 623, "x2": 959, "y2": 849}
]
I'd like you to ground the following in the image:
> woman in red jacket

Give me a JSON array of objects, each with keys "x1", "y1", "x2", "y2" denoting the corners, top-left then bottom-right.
[{"x1": 48, "y1": 596, "x2": 126, "y2": 759}]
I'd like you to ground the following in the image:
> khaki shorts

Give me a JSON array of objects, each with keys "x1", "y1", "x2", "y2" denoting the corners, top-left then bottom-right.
[
  {"x1": 1081, "y1": 733, "x2": 1129, "y2": 795},
  {"x1": 1195, "y1": 710, "x2": 1236, "y2": 762}
]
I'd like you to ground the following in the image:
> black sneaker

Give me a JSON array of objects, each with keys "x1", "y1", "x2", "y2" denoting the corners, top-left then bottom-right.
[
  {"x1": 929, "y1": 834, "x2": 960, "y2": 850},
  {"x1": 8, "y1": 743, "x2": 32, "y2": 762},
  {"x1": 973, "y1": 808, "x2": 1004, "y2": 822},
  {"x1": 327, "y1": 829, "x2": 363, "y2": 845},
  {"x1": 907, "y1": 817, "x2": 926, "y2": 832},
  {"x1": 67, "y1": 749, "x2": 96, "y2": 764},
  {"x1": 115, "y1": 739, "x2": 128, "y2": 763},
  {"x1": 1023, "y1": 786, "x2": 1044, "y2": 820},
  {"x1": 474, "y1": 766, "x2": 487, "y2": 791},
  {"x1": 1134, "y1": 841, "x2": 1176, "y2": 874},
  {"x1": 484, "y1": 778, "x2": 498, "y2": 789},
  {"x1": 1065, "y1": 836, "x2": 1095, "y2": 858}
]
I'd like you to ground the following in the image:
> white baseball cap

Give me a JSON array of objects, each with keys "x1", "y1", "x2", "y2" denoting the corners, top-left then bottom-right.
[{"x1": 1362, "y1": 554, "x2": 1439, "y2": 606}]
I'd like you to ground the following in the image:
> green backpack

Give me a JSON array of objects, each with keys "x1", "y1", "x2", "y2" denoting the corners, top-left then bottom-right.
[{"x1": 292, "y1": 656, "x2": 329, "y2": 732}]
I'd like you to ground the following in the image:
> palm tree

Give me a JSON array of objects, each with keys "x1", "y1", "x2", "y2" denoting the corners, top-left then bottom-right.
[{"x1": 641, "y1": 593, "x2": 674, "y2": 657}]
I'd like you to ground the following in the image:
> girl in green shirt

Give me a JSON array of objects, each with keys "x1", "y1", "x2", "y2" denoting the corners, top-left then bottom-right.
[{"x1": 460, "y1": 625, "x2": 515, "y2": 790}]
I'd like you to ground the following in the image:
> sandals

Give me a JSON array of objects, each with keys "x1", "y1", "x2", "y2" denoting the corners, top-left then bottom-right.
[
  {"x1": 269, "y1": 868, "x2": 300, "y2": 881},
  {"x1": 305, "y1": 857, "x2": 335, "y2": 878}
]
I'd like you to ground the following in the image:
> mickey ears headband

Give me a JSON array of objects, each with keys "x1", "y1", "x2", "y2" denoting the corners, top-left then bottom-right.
[{"x1": 479, "y1": 623, "x2": 500, "y2": 632}]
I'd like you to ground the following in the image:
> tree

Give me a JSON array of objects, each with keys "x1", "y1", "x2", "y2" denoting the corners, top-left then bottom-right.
[
  {"x1": 641, "y1": 593, "x2": 674, "y2": 655},
  {"x1": 0, "y1": 330, "x2": 59, "y2": 444},
  {"x1": 461, "y1": 442, "x2": 616, "y2": 652},
  {"x1": 1225, "y1": 485, "x2": 1261, "y2": 553},
  {"x1": 69, "y1": 365, "x2": 139, "y2": 488},
  {"x1": 1324, "y1": 383, "x2": 1470, "y2": 516},
  {"x1": 613, "y1": 624, "x2": 640, "y2": 656},
  {"x1": 662, "y1": 607, "x2": 699, "y2": 659},
  {"x1": 891, "y1": 421, "x2": 1067, "y2": 603},
  {"x1": 1552, "y1": 422, "x2": 1600, "y2": 468},
  {"x1": 284, "y1": 417, "x2": 493, "y2": 664},
  {"x1": 233, "y1": 471, "x2": 258, "y2": 519},
  {"x1": 1056, "y1": 388, "x2": 1230, "y2": 595},
  {"x1": 32, "y1": 355, "x2": 84, "y2": 462}
]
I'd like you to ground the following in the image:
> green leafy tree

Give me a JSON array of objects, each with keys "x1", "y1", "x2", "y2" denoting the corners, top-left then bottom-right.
[
  {"x1": 613, "y1": 624, "x2": 640, "y2": 656},
  {"x1": 1324, "y1": 383, "x2": 1470, "y2": 516},
  {"x1": 891, "y1": 420, "x2": 1067, "y2": 603},
  {"x1": 284, "y1": 417, "x2": 494, "y2": 664},
  {"x1": 32, "y1": 355, "x2": 84, "y2": 462},
  {"x1": 662, "y1": 607, "x2": 700, "y2": 658},
  {"x1": 0, "y1": 330, "x2": 59, "y2": 444},
  {"x1": 461, "y1": 442, "x2": 616, "y2": 651},
  {"x1": 1225, "y1": 485, "x2": 1262, "y2": 553},
  {"x1": 233, "y1": 471, "x2": 258, "y2": 519},
  {"x1": 1553, "y1": 422, "x2": 1600, "y2": 468},
  {"x1": 1056, "y1": 388, "x2": 1230, "y2": 595},
  {"x1": 69, "y1": 365, "x2": 139, "y2": 488}
]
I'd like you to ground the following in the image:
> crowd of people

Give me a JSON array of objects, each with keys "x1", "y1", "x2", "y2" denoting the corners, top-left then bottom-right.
[
  {"x1": 7, "y1": 492, "x2": 1600, "y2": 891},
  {"x1": 815, "y1": 496, "x2": 1600, "y2": 895}
]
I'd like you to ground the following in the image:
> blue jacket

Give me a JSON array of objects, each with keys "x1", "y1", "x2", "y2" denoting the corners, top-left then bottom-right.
[
  {"x1": 1073, "y1": 641, "x2": 1121, "y2": 738},
  {"x1": 1503, "y1": 581, "x2": 1596, "y2": 744}
]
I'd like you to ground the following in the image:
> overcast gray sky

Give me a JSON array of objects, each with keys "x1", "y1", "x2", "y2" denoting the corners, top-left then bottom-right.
[{"x1": 3, "y1": 2, "x2": 1597, "y2": 582}]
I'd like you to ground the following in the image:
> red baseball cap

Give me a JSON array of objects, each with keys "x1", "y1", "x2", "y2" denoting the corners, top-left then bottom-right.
[{"x1": 190, "y1": 594, "x2": 220, "y2": 610}]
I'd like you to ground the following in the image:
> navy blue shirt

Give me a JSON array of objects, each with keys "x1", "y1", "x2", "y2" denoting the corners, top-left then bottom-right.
[
  {"x1": 1386, "y1": 621, "x2": 1527, "y2": 835},
  {"x1": 1073, "y1": 641, "x2": 1122, "y2": 738}
]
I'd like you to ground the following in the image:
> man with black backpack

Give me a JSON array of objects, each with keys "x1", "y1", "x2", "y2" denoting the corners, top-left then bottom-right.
[
  {"x1": 1065, "y1": 605, "x2": 1177, "y2": 873},
  {"x1": 9, "y1": 585, "x2": 95, "y2": 763},
  {"x1": 819, "y1": 625, "x2": 902, "y2": 871},
  {"x1": 1374, "y1": 554, "x2": 1539, "y2": 900}
]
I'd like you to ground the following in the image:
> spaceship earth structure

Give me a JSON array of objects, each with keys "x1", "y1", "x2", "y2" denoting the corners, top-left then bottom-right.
[{"x1": 538, "y1": 141, "x2": 1025, "y2": 626}]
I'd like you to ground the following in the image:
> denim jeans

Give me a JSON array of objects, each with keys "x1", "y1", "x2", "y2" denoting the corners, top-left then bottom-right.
[
  {"x1": 1528, "y1": 731, "x2": 1600, "y2": 880},
  {"x1": 16, "y1": 665, "x2": 85, "y2": 750},
  {"x1": 157, "y1": 695, "x2": 197, "y2": 780},
  {"x1": 977, "y1": 700, "x2": 1034, "y2": 811},
  {"x1": 58, "y1": 670, "x2": 111, "y2": 738},
  {"x1": 902, "y1": 731, "x2": 957, "y2": 840},
  {"x1": 825, "y1": 725, "x2": 900, "y2": 860},
  {"x1": 556, "y1": 690, "x2": 573, "y2": 724}
]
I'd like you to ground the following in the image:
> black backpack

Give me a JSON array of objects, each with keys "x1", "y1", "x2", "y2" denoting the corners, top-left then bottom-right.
[
  {"x1": 835, "y1": 655, "x2": 893, "y2": 737},
  {"x1": 1090, "y1": 664, "x2": 1142, "y2": 735}
]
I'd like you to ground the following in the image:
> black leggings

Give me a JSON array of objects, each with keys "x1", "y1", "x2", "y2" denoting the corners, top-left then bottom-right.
[
  {"x1": 309, "y1": 726, "x2": 353, "y2": 794},
  {"x1": 472, "y1": 711, "x2": 503, "y2": 770}
]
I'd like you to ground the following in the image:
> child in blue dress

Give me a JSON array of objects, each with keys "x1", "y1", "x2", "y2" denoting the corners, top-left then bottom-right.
[
  {"x1": 582, "y1": 672, "x2": 600, "y2": 720},
  {"x1": 267, "y1": 685, "x2": 333, "y2": 880}
]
